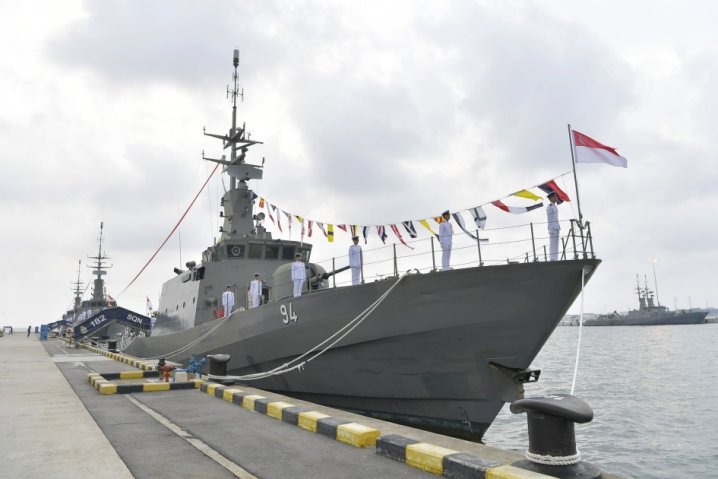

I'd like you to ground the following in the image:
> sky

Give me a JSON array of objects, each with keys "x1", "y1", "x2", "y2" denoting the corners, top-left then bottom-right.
[{"x1": 1, "y1": 0, "x2": 716, "y2": 329}]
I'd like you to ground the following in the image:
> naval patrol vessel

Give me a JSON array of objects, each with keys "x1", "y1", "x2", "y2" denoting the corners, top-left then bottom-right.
[
  {"x1": 59, "y1": 223, "x2": 117, "y2": 327},
  {"x1": 124, "y1": 50, "x2": 602, "y2": 440},
  {"x1": 584, "y1": 275, "x2": 708, "y2": 326}
]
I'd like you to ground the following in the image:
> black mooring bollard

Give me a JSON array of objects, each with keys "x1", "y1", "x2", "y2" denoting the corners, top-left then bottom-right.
[
  {"x1": 207, "y1": 354, "x2": 232, "y2": 384},
  {"x1": 107, "y1": 340, "x2": 118, "y2": 353},
  {"x1": 510, "y1": 394, "x2": 602, "y2": 479}
]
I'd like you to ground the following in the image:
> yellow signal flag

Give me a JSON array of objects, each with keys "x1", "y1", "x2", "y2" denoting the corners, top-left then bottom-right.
[
  {"x1": 419, "y1": 219, "x2": 438, "y2": 235},
  {"x1": 328, "y1": 224, "x2": 334, "y2": 243},
  {"x1": 512, "y1": 189, "x2": 542, "y2": 201},
  {"x1": 295, "y1": 215, "x2": 303, "y2": 223}
]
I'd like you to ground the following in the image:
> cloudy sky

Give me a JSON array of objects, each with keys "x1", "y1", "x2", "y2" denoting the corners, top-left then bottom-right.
[{"x1": 1, "y1": 0, "x2": 716, "y2": 329}]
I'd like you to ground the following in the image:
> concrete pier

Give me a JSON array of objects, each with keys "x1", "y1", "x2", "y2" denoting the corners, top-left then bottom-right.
[
  {"x1": 1, "y1": 335, "x2": 622, "y2": 478},
  {"x1": 0, "y1": 333, "x2": 132, "y2": 479}
]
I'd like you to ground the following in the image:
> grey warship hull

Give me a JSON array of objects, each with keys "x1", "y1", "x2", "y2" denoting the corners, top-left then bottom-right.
[
  {"x1": 584, "y1": 310, "x2": 707, "y2": 326},
  {"x1": 125, "y1": 258, "x2": 600, "y2": 440}
]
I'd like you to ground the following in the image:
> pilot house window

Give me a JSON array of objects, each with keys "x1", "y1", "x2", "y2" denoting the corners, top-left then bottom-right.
[
  {"x1": 281, "y1": 246, "x2": 296, "y2": 260},
  {"x1": 265, "y1": 245, "x2": 279, "y2": 259},
  {"x1": 248, "y1": 244, "x2": 263, "y2": 259}
]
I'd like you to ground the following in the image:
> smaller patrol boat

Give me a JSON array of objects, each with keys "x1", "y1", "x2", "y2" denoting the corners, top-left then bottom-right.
[
  {"x1": 585, "y1": 274, "x2": 708, "y2": 326},
  {"x1": 50, "y1": 223, "x2": 154, "y2": 342},
  {"x1": 54, "y1": 223, "x2": 116, "y2": 328}
]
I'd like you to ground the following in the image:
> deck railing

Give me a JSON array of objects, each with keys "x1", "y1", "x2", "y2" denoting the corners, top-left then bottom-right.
[{"x1": 261, "y1": 218, "x2": 596, "y2": 300}]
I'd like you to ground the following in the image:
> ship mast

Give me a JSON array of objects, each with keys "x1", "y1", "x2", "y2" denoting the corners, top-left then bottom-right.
[
  {"x1": 87, "y1": 222, "x2": 112, "y2": 303},
  {"x1": 229, "y1": 49, "x2": 241, "y2": 191},
  {"x1": 636, "y1": 274, "x2": 646, "y2": 310},
  {"x1": 72, "y1": 259, "x2": 83, "y2": 312},
  {"x1": 202, "y1": 49, "x2": 265, "y2": 243},
  {"x1": 649, "y1": 257, "x2": 660, "y2": 307},
  {"x1": 643, "y1": 274, "x2": 655, "y2": 308}
]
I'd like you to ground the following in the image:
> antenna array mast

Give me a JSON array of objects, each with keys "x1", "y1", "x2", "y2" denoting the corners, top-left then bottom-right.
[
  {"x1": 202, "y1": 49, "x2": 265, "y2": 242},
  {"x1": 87, "y1": 221, "x2": 113, "y2": 303},
  {"x1": 71, "y1": 259, "x2": 84, "y2": 312}
]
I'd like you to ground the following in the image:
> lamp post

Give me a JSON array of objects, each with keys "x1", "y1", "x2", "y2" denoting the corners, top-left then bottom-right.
[{"x1": 649, "y1": 257, "x2": 660, "y2": 307}]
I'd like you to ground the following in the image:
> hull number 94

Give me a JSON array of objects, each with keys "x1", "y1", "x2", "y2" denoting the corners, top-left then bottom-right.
[{"x1": 280, "y1": 303, "x2": 298, "y2": 324}]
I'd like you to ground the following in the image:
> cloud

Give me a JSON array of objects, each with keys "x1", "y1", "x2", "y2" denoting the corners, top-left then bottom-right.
[{"x1": 2, "y1": 0, "x2": 716, "y2": 328}]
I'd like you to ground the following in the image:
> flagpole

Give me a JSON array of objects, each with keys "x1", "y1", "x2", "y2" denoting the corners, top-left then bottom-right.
[{"x1": 567, "y1": 123, "x2": 584, "y2": 225}]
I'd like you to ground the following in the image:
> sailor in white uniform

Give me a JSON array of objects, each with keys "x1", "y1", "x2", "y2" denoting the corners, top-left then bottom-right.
[
  {"x1": 438, "y1": 210, "x2": 453, "y2": 271},
  {"x1": 291, "y1": 253, "x2": 306, "y2": 297},
  {"x1": 546, "y1": 192, "x2": 560, "y2": 261},
  {"x1": 249, "y1": 273, "x2": 262, "y2": 308},
  {"x1": 348, "y1": 236, "x2": 362, "y2": 285},
  {"x1": 221, "y1": 284, "x2": 235, "y2": 318}
]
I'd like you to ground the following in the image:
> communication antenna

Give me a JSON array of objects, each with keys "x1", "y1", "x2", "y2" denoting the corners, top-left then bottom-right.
[{"x1": 649, "y1": 257, "x2": 660, "y2": 307}]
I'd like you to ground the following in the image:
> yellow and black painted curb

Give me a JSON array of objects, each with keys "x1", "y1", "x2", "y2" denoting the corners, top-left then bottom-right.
[
  {"x1": 87, "y1": 372, "x2": 204, "y2": 395},
  {"x1": 81, "y1": 343, "x2": 157, "y2": 371},
  {"x1": 376, "y1": 434, "x2": 559, "y2": 478},
  {"x1": 199, "y1": 382, "x2": 380, "y2": 448},
  {"x1": 197, "y1": 383, "x2": 556, "y2": 477}
]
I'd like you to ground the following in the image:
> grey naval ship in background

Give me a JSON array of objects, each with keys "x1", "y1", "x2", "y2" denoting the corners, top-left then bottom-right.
[
  {"x1": 124, "y1": 50, "x2": 602, "y2": 441},
  {"x1": 61, "y1": 223, "x2": 117, "y2": 328},
  {"x1": 584, "y1": 275, "x2": 708, "y2": 326}
]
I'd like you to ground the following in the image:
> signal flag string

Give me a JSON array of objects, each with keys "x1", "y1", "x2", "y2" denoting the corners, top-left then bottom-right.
[{"x1": 117, "y1": 163, "x2": 220, "y2": 298}]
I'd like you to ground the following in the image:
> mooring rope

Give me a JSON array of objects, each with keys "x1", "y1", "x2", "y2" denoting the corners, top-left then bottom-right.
[
  {"x1": 570, "y1": 265, "x2": 587, "y2": 395},
  {"x1": 526, "y1": 449, "x2": 582, "y2": 466},
  {"x1": 131, "y1": 311, "x2": 236, "y2": 361}
]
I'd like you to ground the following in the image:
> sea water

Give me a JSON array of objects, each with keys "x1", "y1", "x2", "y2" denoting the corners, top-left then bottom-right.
[{"x1": 483, "y1": 323, "x2": 718, "y2": 479}]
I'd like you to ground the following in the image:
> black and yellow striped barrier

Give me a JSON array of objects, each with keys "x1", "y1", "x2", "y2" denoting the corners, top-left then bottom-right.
[
  {"x1": 197, "y1": 383, "x2": 558, "y2": 477},
  {"x1": 376, "y1": 434, "x2": 559, "y2": 478},
  {"x1": 199, "y1": 382, "x2": 381, "y2": 448},
  {"x1": 80, "y1": 343, "x2": 158, "y2": 371},
  {"x1": 87, "y1": 372, "x2": 204, "y2": 395}
]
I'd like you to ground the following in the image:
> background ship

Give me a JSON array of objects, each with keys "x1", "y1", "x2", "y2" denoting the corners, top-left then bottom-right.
[
  {"x1": 56, "y1": 223, "x2": 118, "y2": 331},
  {"x1": 124, "y1": 50, "x2": 602, "y2": 441},
  {"x1": 584, "y1": 274, "x2": 708, "y2": 326}
]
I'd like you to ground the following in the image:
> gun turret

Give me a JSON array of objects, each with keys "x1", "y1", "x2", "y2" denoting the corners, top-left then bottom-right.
[{"x1": 317, "y1": 265, "x2": 351, "y2": 281}]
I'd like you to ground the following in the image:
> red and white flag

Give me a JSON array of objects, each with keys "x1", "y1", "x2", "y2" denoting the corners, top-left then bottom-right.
[{"x1": 572, "y1": 129, "x2": 628, "y2": 168}]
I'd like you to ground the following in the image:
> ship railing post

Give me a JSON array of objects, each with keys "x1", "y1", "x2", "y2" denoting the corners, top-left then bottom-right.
[
  {"x1": 393, "y1": 244, "x2": 398, "y2": 277},
  {"x1": 430, "y1": 236, "x2": 436, "y2": 271},
  {"x1": 530, "y1": 222, "x2": 537, "y2": 261},
  {"x1": 586, "y1": 221, "x2": 595, "y2": 259},
  {"x1": 570, "y1": 220, "x2": 578, "y2": 260},
  {"x1": 332, "y1": 257, "x2": 336, "y2": 288},
  {"x1": 578, "y1": 221, "x2": 587, "y2": 259},
  {"x1": 475, "y1": 229, "x2": 483, "y2": 266},
  {"x1": 561, "y1": 224, "x2": 570, "y2": 261},
  {"x1": 360, "y1": 248, "x2": 364, "y2": 284},
  {"x1": 543, "y1": 245, "x2": 548, "y2": 262}
]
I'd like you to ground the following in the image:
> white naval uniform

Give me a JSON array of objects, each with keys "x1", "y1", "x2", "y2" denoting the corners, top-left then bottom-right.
[
  {"x1": 438, "y1": 220, "x2": 453, "y2": 271},
  {"x1": 291, "y1": 260, "x2": 306, "y2": 297},
  {"x1": 250, "y1": 279, "x2": 262, "y2": 308},
  {"x1": 348, "y1": 244, "x2": 362, "y2": 285},
  {"x1": 221, "y1": 290, "x2": 235, "y2": 317},
  {"x1": 547, "y1": 203, "x2": 560, "y2": 261}
]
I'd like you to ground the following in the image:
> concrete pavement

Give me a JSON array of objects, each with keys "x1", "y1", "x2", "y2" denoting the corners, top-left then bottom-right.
[{"x1": 0, "y1": 334, "x2": 133, "y2": 479}]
